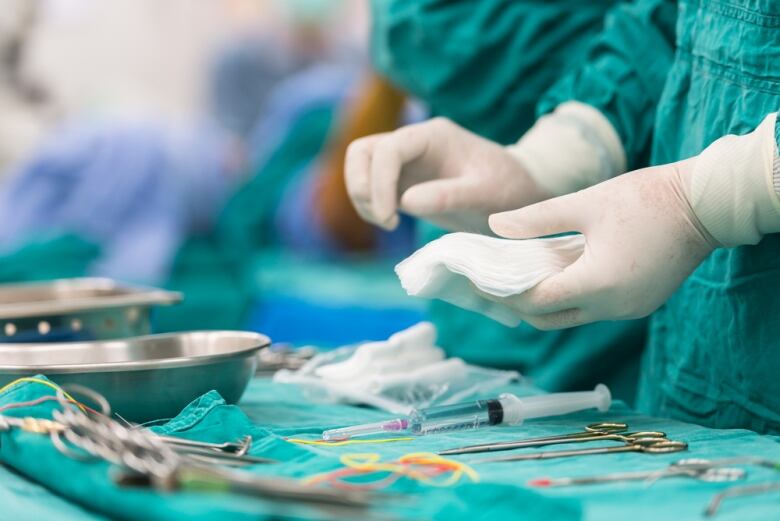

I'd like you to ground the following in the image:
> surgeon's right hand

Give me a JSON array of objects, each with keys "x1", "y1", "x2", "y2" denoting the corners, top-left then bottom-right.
[{"x1": 344, "y1": 118, "x2": 550, "y2": 232}]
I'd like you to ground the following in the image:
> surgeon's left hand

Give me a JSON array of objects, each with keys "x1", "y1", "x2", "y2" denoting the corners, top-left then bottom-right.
[{"x1": 487, "y1": 158, "x2": 717, "y2": 330}]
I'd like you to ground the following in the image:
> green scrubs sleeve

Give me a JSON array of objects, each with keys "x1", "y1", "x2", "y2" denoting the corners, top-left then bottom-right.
[
  {"x1": 538, "y1": 0, "x2": 677, "y2": 169},
  {"x1": 370, "y1": 0, "x2": 619, "y2": 144}
]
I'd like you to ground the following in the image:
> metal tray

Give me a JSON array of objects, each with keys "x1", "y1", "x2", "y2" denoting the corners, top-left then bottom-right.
[
  {"x1": 0, "y1": 331, "x2": 269, "y2": 422},
  {"x1": 0, "y1": 278, "x2": 181, "y2": 342}
]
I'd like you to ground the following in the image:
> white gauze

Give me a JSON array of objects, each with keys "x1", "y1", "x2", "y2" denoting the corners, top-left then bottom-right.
[{"x1": 395, "y1": 232, "x2": 585, "y2": 326}]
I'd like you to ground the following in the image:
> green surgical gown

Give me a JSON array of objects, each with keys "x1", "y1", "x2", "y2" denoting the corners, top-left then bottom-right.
[
  {"x1": 370, "y1": 0, "x2": 648, "y2": 399},
  {"x1": 543, "y1": 0, "x2": 780, "y2": 433}
]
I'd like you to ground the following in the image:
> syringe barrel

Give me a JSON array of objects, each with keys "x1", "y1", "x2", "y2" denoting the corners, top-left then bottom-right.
[
  {"x1": 408, "y1": 399, "x2": 503, "y2": 435},
  {"x1": 499, "y1": 384, "x2": 611, "y2": 425}
]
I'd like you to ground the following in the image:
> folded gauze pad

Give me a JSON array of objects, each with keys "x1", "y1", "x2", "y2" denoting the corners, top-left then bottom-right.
[{"x1": 395, "y1": 232, "x2": 585, "y2": 326}]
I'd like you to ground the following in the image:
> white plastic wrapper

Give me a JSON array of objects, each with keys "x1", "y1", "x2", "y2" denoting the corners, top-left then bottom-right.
[{"x1": 273, "y1": 322, "x2": 520, "y2": 415}]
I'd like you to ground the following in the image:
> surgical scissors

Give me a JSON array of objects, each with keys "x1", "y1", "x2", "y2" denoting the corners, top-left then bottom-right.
[
  {"x1": 478, "y1": 437, "x2": 688, "y2": 463},
  {"x1": 439, "y1": 422, "x2": 667, "y2": 456},
  {"x1": 529, "y1": 458, "x2": 745, "y2": 487}
]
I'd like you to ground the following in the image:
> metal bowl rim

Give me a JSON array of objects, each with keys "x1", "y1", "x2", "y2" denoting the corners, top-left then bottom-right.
[
  {"x1": 0, "y1": 277, "x2": 182, "y2": 319},
  {"x1": 0, "y1": 330, "x2": 269, "y2": 374}
]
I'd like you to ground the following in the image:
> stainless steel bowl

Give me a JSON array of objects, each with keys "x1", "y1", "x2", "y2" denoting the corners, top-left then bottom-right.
[
  {"x1": 0, "y1": 278, "x2": 182, "y2": 342},
  {"x1": 0, "y1": 331, "x2": 269, "y2": 422}
]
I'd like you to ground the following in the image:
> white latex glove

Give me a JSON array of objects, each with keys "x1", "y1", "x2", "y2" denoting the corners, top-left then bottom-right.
[
  {"x1": 344, "y1": 117, "x2": 549, "y2": 232},
  {"x1": 487, "y1": 158, "x2": 716, "y2": 330}
]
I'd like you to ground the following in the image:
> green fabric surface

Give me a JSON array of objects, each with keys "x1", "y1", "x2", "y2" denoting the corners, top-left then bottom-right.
[
  {"x1": 243, "y1": 378, "x2": 780, "y2": 520},
  {"x1": 370, "y1": 0, "x2": 620, "y2": 145},
  {"x1": 371, "y1": 0, "x2": 648, "y2": 403},
  {"x1": 0, "y1": 377, "x2": 579, "y2": 521},
  {"x1": 215, "y1": 106, "x2": 335, "y2": 256},
  {"x1": 155, "y1": 236, "x2": 250, "y2": 332},
  {"x1": 636, "y1": 0, "x2": 780, "y2": 433},
  {"x1": 539, "y1": 0, "x2": 677, "y2": 170},
  {"x1": 2, "y1": 377, "x2": 779, "y2": 520},
  {"x1": 247, "y1": 250, "x2": 422, "y2": 309},
  {"x1": 0, "y1": 464, "x2": 110, "y2": 521},
  {"x1": 0, "y1": 234, "x2": 99, "y2": 283}
]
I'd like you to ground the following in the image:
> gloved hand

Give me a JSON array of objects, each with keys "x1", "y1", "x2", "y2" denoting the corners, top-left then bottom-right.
[
  {"x1": 345, "y1": 117, "x2": 550, "y2": 232},
  {"x1": 487, "y1": 158, "x2": 716, "y2": 330},
  {"x1": 486, "y1": 113, "x2": 780, "y2": 330}
]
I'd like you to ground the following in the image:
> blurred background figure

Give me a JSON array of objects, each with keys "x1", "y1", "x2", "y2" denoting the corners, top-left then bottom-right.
[
  {"x1": 0, "y1": 0, "x2": 51, "y2": 173},
  {"x1": 0, "y1": 0, "x2": 424, "y2": 345}
]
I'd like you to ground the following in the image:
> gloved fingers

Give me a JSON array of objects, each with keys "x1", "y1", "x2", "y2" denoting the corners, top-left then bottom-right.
[
  {"x1": 489, "y1": 192, "x2": 583, "y2": 239},
  {"x1": 345, "y1": 134, "x2": 387, "y2": 224},
  {"x1": 496, "y1": 253, "x2": 592, "y2": 316},
  {"x1": 518, "y1": 308, "x2": 589, "y2": 330},
  {"x1": 370, "y1": 125, "x2": 431, "y2": 230},
  {"x1": 476, "y1": 286, "x2": 591, "y2": 330},
  {"x1": 399, "y1": 177, "x2": 477, "y2": 216}
]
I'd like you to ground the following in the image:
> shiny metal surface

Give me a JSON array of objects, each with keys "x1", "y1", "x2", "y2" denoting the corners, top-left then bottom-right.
[
  {"x1": 479, "y1": 437, "x2": 688, "y2": 463},
  {"x1": 0, "y1": 278, "x2": 181, "y2": 317},
  {"x1": 0, "y1": 331, "x2": 269, "y2": 421},
  {"x1": 0, "y1": 278, "x2": 181, "y2": 342},
  {"x1": 440, "y1": 422, "x2": 631, "y2": 456}
]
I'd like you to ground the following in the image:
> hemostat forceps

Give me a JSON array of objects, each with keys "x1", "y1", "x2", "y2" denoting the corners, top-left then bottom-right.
[
  {"x1": 440, "y1": 422, "x2": 666, "y2": 456},
  {"x1": 478, "y1": 436, "x2": 688, "y2": 463}
]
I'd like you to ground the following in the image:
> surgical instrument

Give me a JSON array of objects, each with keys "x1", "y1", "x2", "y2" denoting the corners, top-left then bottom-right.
[
  {"x1": 322, "y1": 384, "x2": 611, "y2": 440},
  {"x1": 439, "y1": 421, "x2": 666, "y2": 455},
  {"x1": 172, "y1": 447, "x2": 277, "y2": 466},
  {"x1": 152, "y1": 434, "x2": 275, "y2": 465},
  {"x1": 529, "y1": 459, "x2": 746, "y2": 487},
  {"x1": 0, "y1": 414, "x2": 66, "y2": 435},
  {"x1": 40, "y1": 385, "x2": 382, "y2": 511},
  {"x1": 112, "y1": 465, "x2": 378, "y2": 509},
  {"x1": 157, "y1": 434, "x2": 252, "y2": 455},
  {"x1": 257, "y1": 344, "x2": 317, "y2": 374},
  {"x1": 477, "y1": 437, "x2": 688, "y2": 463},
  {"x1": 705, "y1": 482, "x2": 780, "y2": 517}
]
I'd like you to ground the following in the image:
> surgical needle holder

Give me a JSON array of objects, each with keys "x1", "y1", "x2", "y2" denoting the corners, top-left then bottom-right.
[{"x1": 529, "y1": 458, "x2": 746, "y2": 487}]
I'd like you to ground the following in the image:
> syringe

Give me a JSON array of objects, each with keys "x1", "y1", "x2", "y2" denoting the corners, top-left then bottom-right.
[{"x1": 321, "y1": 384, "x2": 611, "y2": 440}]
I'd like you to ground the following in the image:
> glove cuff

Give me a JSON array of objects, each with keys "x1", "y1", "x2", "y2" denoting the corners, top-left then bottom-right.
[
  {"x1": 687, "y1": 113, "x2": 780, "y2": 247},
  {"x1": 506, "y1": 101, "x2": 626, "y2": 197},
  {"x1": 774, "y1": 139, "x2": 780, "y2": 198}
]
